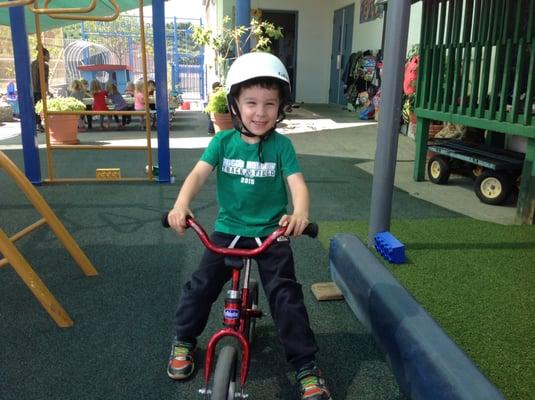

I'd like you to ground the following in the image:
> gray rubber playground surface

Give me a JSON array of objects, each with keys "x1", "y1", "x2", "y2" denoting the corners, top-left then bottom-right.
[{"x1": 0, "y1": 105, "x2": 491, "y2": 399}]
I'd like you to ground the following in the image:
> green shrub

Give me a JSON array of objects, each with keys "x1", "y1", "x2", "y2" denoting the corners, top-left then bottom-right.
[
  {"x1": 35, "y1": 97, "x2": 86, "y2": 114},
  {"x1": 205, "y1": 87, "x2": 229, "y2": 114}
]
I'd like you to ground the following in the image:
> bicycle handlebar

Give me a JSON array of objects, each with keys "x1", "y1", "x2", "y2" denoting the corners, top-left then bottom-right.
[{"x1": 161, "y1": 212, "x2": 318, "y2": 257}]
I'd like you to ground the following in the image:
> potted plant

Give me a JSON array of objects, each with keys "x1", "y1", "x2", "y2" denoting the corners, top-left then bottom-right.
[
  {"x1": 205, "y1": 86, "x2": 233, "y2": 133},
  {"x1": 35, "y1": 97, "x2": 86, "y2": 144}
]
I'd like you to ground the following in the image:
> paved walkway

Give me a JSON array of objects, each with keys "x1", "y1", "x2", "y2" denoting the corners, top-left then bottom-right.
[{"x1": 0, "y1": 103, "x2": 517, "y2": 224}]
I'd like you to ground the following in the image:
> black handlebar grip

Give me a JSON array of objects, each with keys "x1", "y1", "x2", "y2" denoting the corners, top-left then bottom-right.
[
  {"x1": 161, "y1": 212, "x2": 170, "y2": 228},
  {"x1": 303, "y1": 222, "x2": 319, "y2": 238}
]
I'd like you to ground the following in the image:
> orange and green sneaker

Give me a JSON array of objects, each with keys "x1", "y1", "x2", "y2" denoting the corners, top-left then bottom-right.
[
  {"x1": 296, "y1": 362, "x2": 332, "y2": 400},
  {"x1": 167, "y1": 340, "x2": 195, "y2": 380}
]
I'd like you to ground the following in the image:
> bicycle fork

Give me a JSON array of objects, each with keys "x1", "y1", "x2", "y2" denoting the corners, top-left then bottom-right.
[{"x1": 201, "y1": 257, "x2": 262, "y2": 397}]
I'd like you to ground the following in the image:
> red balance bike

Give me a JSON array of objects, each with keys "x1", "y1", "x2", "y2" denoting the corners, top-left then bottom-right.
[{"x1": 163, "y1": 213, "x2": 318, "y2": 400}]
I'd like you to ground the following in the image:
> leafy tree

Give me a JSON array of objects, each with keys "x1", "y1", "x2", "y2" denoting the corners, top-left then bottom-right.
[{"x1": 192, "y1": 16, "x2": 283, "y2": 80}]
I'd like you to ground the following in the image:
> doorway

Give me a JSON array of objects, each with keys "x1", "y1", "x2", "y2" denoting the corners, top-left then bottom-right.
[
  {"x1": 329, "y1": 4, "x2": 354, "y2": 105},
  {"x1": 260, "y1": 10, "x2": 298, "y2": 101}
]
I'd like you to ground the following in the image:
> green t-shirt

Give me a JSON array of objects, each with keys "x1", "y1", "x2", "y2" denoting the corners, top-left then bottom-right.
[{"x1": 200, "y1": 129, "x2": 301, "y2": 237}]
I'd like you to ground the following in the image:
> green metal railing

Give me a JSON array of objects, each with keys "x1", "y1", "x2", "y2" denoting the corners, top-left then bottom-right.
[{"x1": 416, "y1": 0, "x2": 534, "y2": 134}]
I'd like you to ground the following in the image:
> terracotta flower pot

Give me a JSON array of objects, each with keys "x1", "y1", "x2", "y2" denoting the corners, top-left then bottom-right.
[
  {"x1": 210, "y1": 112, "x2": 234, "y2": 133},
  {"x1": 45, "y1": 114, "x2": 80, "y2": 145}
]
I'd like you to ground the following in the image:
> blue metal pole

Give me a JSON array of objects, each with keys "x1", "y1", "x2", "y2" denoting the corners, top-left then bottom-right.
[
  {"x1": 367, "y1": 0, "x2": 411, "y2": 245},
  {"x1": 9, "y1": 4, "x2": 42, "y2": 184},
  {"x1": 236, "y1": 0, "x2": 251, "y2": 54},
  {"x1": 152, "y1": 0, "x2": 171, "y2": 183}
]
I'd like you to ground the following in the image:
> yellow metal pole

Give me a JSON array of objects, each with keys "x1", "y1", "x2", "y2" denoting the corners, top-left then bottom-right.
[
  {"x1": 7, "y1": 218, "x2": 47, "y2": 243},
  {"x1": 0, "y1": 228, "x2": 74, "y2": 327},
  {"x1": 31, "y1": 0, "x2": 97, "y2": 14},
  {"x1": 138, "y1": 0, "x2": 154, "y2": 180},
  {"x1": 0, "y1": 0, "x2": 33, "y2": 8},
  {"x1": 44, "y1": 0, "x2": 120, "y2": 21},
  {"x1": 32, "y1": 6, "x2": 55, "y2": 181}
]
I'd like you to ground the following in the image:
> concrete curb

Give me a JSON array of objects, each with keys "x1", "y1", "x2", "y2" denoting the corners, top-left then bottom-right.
[{"x1": 329, "y1": 234, "x2": 505, "y2": 400}]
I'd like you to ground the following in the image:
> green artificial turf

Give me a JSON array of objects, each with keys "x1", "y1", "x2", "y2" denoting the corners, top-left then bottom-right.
[{"x1": 318, "y1": 218, "x2": 535, "y2": 400}]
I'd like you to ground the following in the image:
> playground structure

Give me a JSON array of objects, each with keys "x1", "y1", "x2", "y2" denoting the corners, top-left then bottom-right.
[
  {"x1": 0, "y1": 150, "x2": 98, "y2": 327},
  {"x1": 31, "y1": 0, "x2": 156, "y2": 183},
  {"x1": 0, "y1": 1, "x2": 204, "y2": 185},
  {"x1": 1, "y1": 0, "x2": 170, "y2": 183},
  {"x1": 64, "y1": 39, "x2": 118, "y2": 84}
]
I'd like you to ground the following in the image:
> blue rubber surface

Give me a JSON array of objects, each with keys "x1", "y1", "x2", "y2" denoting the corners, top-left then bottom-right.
[{"x1": 329, "y1": 234, "x2": 505, "y2": 400}]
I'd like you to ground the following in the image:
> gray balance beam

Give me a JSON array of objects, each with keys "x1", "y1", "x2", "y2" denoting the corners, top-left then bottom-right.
[{"x1": 329, "y1": 234, "x2": 504, "y2": 400}]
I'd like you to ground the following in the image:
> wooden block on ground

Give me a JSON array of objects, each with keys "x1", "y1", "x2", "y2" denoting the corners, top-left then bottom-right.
[{"x1": 311, "y1": 282, "x2": 344, "y2": 301}]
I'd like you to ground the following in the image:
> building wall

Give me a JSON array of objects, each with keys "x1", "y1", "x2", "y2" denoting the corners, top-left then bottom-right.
[
  {"x1": 253, "y1": 0, "x2": 332, "y2": 103},
  {"x1": 208, "y1": 0, "x2": 423, "y2": 103}
]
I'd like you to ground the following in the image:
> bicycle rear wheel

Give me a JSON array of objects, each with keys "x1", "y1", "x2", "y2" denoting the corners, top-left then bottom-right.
[{"x1": 211, "y1": 345, "x2": 238, "y2": 400}]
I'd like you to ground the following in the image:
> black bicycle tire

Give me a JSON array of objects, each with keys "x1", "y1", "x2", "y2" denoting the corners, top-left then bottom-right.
[
  {"x1": 245, "y1": 280, "x2": 259, "y2": 344},
  {"x1": 211, "y1": 345, "x2": 238, "y2": 400}
]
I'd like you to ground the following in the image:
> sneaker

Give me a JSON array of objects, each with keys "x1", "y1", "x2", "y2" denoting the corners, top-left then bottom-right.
[
  {"x1": 296, "y1": 362, "x2": 332, "y2": 400},
  {"x1": 167, "y1": 340, "x2": 195, "y2": 380}
]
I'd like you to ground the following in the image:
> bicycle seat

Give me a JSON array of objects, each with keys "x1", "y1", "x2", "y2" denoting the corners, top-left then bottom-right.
[{"x1": 224, "y1": 256, "x2": 243, "y2": 269}]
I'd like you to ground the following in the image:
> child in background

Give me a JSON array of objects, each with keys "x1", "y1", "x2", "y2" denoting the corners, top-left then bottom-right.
[
  {"x1": 147, "y1": 79, "x2": 157, "y2": 128},
  {"x1": 123, "y1": 81, "x2": 136, "y2": 125},
  {"x1": 90, "y1": 79, "x2": 110, "y2": 130},
  {"x1": 134, "y1": 80, "x2": 147, "y2": 129},
  {"x1": 80, "y1": 79, "x2": 90, "y2": 96},
  {"x1": 106, "y1": 82, "x2": 128, "y2": 129},
  {"x1": 124, "y1": 81, "x2": 135, "y2": 97},
  {"x1": 69, "y1": 80, "x2": 87, "y2": 131}
]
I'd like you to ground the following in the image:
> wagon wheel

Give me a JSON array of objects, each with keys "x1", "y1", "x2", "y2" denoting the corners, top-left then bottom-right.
[
  {"x1": 474, "y1": 170, "x2": 513, "y2": 205},
  {"x1": 427, "y1": 155, "x2": 451, "y2": 184}
]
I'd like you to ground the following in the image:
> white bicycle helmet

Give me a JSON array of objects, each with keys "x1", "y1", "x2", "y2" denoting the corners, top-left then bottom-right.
[
  {"x1": 225, "y1": 52, "x2": 291, "y2": 95},
  {"x1": 224, "y1": 52, "x2": 292, "y2": 143}
]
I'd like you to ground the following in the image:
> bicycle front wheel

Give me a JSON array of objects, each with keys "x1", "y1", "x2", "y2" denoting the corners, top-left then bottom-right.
[{"x1": 211, "y1": 345, "x2": 238, "y2": 400}]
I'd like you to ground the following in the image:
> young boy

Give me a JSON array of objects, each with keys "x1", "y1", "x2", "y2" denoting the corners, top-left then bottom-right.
[{"x1": 166, "y1": 52, "x2": 331, "y2": 400}]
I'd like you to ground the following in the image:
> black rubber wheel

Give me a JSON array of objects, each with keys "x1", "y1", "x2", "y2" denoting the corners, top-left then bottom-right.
[
  {"x1": 211, "y1": 346, "x2": 238, "y2": 400},
  {"x1": 474, "y1": 170, "x2": 513, "y2": 205},
  {"x1": 427, "y1": 155, "x2": 451, "y2": 184},
  {"x1": 244, "y1": 280, "x2": 259, "y2": 344}
]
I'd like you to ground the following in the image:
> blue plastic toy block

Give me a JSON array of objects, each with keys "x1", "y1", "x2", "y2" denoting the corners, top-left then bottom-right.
[{"x1": 374, "y1": 231, "x2": 406, "y2": 264}]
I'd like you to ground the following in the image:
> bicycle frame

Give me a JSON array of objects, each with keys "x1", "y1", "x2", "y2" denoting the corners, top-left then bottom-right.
[
  {"x1": 184, "y1": 217, "x2": 287, "y2": 389},
  {"x1": 162, "y1": 213, "x2": 318, "y2": 397}
]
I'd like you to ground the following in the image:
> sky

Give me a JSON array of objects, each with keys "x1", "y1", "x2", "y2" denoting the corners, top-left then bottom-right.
[{"x1": 135, "y1": 0, "x2": 204, "y2": 20}]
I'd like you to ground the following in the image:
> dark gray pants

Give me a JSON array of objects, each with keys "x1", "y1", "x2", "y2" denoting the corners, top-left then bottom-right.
[{"x1": 175, "y1": 231, "x2": 318, "y2": 369}]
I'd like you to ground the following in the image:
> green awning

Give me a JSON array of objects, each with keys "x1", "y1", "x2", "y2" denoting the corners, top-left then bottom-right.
[{"x1": 0, "y1": 0, "x2": 152, "y2": 33}]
